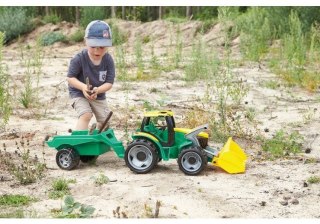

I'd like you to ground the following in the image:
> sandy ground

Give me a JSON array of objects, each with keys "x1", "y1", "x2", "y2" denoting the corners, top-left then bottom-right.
[{"x1": 0, "y1": 20, "x2": 320, "y2": 219}]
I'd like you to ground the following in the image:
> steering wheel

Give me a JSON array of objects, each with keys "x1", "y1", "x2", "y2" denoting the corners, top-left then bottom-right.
[
  {"x1": 98, "y1": 111, "x2": 113, "y2": 133},
  {"x1": 155, "y1": 125, "x2": 167, "y2": 131}
]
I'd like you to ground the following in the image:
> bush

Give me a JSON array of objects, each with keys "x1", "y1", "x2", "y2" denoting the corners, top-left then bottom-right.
[
  {"x1": 69, "y1": 28, "x2": 85, "y2": 43},
  {"x1": 0, "y1": 7, "x2": 33, "y2": 43},
  {"x1": 43, "y1": 13, "x2": 61, "y2": 25},
  {"x1": 40, "y1": 32, "x2": 66, "y2": 46}
]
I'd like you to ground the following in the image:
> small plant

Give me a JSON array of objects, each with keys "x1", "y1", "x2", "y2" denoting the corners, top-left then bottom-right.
[
  {"x1": 40, "y1": 32, "x2": 66, "y2": 46},
  {"x1": 143, "y1": 200, "x2": 161, "y2": 218},
  {"x1": 48, "y1": 178, "x2": 75, "y2": 199},
  {"x1": 261, "y1": 130, "x2": 304, "y2": 159},
  {"x1": 91, "y1": 172, "x2": 109, "y2": 186},
  {"x1": 307, "y1": 176, "x2": 320, "y2": 184},
  {"x1": 53, "y1": 195, "x2": 95, "y2": 218},
  {"x1": 0, "y1": 31, "x2": 12, "y2": 128},
  {"x1": 0, "y1": 138, "x2": 47, "y2": 185},
  {"x1": 0, "y1": 194, "x2": 34, "y2": 207}
]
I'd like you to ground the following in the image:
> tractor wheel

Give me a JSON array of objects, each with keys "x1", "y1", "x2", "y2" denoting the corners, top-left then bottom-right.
[
  {"x1": 125, "y1": 139, "x2": 158, "y2": 174},
  {"x1": 80, "y1": 156, "x2": 98, "y2": 163},
  {"x1": 178, "y1": 147, "x2": 207, "y2": 175},
  {"x1": 56, "y1": 148, "x2": 80, "y2": 170}
]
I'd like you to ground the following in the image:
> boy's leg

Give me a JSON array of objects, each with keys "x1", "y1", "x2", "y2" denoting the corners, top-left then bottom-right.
[
  {"x1": 72, "y1": 97, "x2": 93, "y2": 130},
  {"x1": 89, "y1": 100, "x2": 109, "y2": 130}
]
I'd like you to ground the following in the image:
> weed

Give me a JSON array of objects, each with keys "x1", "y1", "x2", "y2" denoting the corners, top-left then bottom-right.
[
  {"x1": 109, "y1": 20, "x2": 128, "y2": 46},
  {"x1": 0, "y1": 194, "x2": 35, "y2": 207},
  {"x1": 0, "y1": 138, "x2": 47, "y2": 185},
  {"x1": 48, "y1": 178, "x2": 74, "y2": 199},
  {"x1": 307, "y1": 176, "x2": 320, "y2": 184},
  {"x1": 144, "y1": 200, "x2": 161, "y2": 218},
  {"x1": 245, "y1": 107, "x2": 256, "y2": 122},
  {"x1": 261, "y1": 130, "x2": 304, "y2": 159},
  {"x1": 263, "y1": 80, "x2": 280, "y2": 89},
  {"x1": 0, "y1": 31, "x2": 12, "y2": 129},
  {"x1": 53, "y1": 195, "x2": 95, "y2": 218},
  {"x1": 91, "y1": 172, "x2": 109, "y2": 186},
  {"x1": 134, "y1": 36, "x2": 144, "y2": 77},
  {"x1": 0, "y1": 209, "x2": 24, "y2": 218}
]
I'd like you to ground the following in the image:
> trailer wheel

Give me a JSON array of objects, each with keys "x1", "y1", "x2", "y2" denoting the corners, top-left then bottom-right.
[
  {"x1": 178, "y1": 147, "x2": 207, "y2": 175},
  {"x1": 125, "y1": 139, "x2": 158, "y2": 174},
  {"x1": 56, "y1": 148, "x2": 80, "y2": 170},
  {"x1": 80, "y1": 156, "x2": 98, "y2": 163}
]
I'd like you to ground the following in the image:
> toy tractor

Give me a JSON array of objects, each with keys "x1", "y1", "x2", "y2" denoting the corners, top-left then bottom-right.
[
  {"x1": 46, "y1": 111, "x2": 125, "y2": 170},
  {"x1": 124, "y1": 110, "x2": 247, "y2": 175},
  {"x1": 46, "y1": 110, "x2": 247, "y2": 175}
]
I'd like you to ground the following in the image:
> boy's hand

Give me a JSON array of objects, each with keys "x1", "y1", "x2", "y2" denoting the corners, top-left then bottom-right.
[
  {"x1": 88, "y1": 87, "x2": 99, "y2": 100},
  {"x1": 82, "y1": 85, "x2": 93, "y2": 100}
]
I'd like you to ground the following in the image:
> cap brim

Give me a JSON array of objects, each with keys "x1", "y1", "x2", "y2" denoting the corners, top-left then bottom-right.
[{"x1": 86, "y1": 38, "x2": 112, "y2": 47}]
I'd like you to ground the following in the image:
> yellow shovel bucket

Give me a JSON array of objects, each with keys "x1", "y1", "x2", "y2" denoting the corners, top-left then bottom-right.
[{"x1": 212, "y1": 137, "x2": 247, "y2": 174}]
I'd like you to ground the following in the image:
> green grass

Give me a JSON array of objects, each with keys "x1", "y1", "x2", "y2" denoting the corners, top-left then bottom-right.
[
  {"x1": 307, "y1": 176, "x2": 320, "y2": 184},
  {"x1": 261, "y1": 130, "x2": 304, "y2": 159},
  {"x1": 48, "y1": 178, "x2": 75, "y2": 199},
  {"x1": 0, "y1": 194, "x2": 34, "y2": 207}
]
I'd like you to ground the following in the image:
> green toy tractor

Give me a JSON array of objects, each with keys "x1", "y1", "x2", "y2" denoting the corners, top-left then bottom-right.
[
  {"x1": 125, "y1": 110, "x2": 247, "y2": 175},
  {"x1": 46, "y1": 111, "x2": 125, "y2": 170},
  {"x1": 46, "y1": 110, "x2": 247, "y2": 175}
]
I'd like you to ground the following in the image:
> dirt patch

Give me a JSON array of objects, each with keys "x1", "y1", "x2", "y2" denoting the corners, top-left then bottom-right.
[{"x1": 0, "y1": 20, "x2": 320, "y2": 218}]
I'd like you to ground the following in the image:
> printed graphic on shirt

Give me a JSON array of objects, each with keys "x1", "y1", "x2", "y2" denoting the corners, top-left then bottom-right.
[{"x1": 99, "y1": 71, "x2": 107, "y2": 82}]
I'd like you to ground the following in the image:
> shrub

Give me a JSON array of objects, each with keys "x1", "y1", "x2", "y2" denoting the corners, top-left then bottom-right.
[
  {"x1": 43, "y1": 13, "x2": 61, "y2": 25},
  {"x1": 40, "y1": 32, "x2": 66, "y2": 46},
  {"x1": 0, "y1": 7, "x2": 33, "y2": 43},
  {"x1": 69, "y1": 28, "x2": 85, "y2": 43}
]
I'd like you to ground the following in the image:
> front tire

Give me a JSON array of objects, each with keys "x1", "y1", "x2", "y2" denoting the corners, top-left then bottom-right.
[
  {"x1": 125, "y1": 139, "x2": 158, "y2": 174},
  {"x1": 178, "y1": 147, "x2": 207, "y2": 175},
  {"x1": 56, "y1": 148, "x2": 80, "y2": 170}
]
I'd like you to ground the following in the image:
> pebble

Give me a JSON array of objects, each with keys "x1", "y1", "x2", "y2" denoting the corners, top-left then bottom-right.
[
  {"x1": 260, "y1": 201, "x2": 266, "y2": 206},
  {"x1": 280, "y1": 200, "x2": 288, "y2": 206},
  {"x1": 291, "y1": 199, "x2": 299, "y2": 205}
]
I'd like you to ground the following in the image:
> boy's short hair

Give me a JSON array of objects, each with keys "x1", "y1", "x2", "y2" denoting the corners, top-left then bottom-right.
[{"x1": 85, "y1": 20, "x2": 112, "y2": 47}]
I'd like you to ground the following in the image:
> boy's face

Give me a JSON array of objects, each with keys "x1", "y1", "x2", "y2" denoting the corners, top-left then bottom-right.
[{"x1": 86, "y1": 39, "x2": 107, "y2": 61}]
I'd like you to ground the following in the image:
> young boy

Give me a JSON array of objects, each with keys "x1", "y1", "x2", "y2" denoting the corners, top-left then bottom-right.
[{"x1": 67, "y1": 20, "x2": 115, "y2": 130}]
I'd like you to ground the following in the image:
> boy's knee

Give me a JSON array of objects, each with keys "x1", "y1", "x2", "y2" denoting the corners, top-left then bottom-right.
[{"x1": 80, "y1": 112, "x2": 93, "y2": 121}]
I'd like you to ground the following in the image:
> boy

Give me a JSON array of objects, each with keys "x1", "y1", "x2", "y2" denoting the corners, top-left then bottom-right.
[{"x1": 67, "y1": 20, "x2": 115, "y2": 130}]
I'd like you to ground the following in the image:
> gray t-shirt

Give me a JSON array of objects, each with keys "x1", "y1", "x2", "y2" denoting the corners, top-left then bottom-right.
[{"x1": 67, "y1": 49, "x2": 115, "y2": 100}]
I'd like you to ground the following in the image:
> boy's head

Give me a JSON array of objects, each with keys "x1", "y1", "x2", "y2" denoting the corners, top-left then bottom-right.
[{"x1": 84, "y1": 20, "x2": 112, "y2": 47}]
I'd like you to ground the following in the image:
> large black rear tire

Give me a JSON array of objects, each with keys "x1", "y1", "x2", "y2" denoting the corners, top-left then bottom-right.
[{"x1": 125, "y1": 139, "x2": 158, "y2": 174}]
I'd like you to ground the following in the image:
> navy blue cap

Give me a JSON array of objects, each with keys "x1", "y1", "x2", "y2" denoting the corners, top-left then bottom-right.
[{"x1": 85, "y1": 20, "x2": 112, "y2": 47}]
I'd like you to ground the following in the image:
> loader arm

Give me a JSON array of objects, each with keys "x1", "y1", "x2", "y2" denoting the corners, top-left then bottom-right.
[{"x1": 184, "y1": 123, "x2": 209, "y2": 147}]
